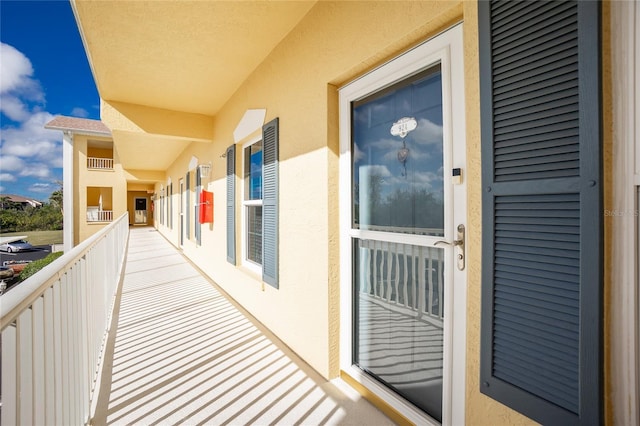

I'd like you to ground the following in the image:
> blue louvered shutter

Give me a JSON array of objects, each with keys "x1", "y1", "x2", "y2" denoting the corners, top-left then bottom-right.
[
  {"x1": 195, "y1": 167, "x2": 202, "y2": 246},
  {"x1": 262, "y1": 118, "x2": 279, "y2": 288},
  {"x1": 185, "y1": 171, "x2": 190, "y2": 239},
  {"x1": 226, "y1": 145, "x2": 236, "y2": 264},
  {"x1": 479, "y1": 1, "x2": 602, "y2": 425}
]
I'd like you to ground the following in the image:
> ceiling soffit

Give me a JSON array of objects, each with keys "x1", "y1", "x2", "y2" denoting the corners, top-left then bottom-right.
[{"x1": 72, "y1": 0, "x2": 317, "y2": 116}]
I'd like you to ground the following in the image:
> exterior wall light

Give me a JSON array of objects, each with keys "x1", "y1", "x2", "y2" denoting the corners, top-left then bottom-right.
[{"x1": 198, "y1": 163, "x2": 212, "y2": 179}]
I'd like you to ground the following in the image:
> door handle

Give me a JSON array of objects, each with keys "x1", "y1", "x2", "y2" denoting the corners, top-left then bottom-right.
[{"x1": 434, "y1": 224, "x2": 465, "y2": 271}]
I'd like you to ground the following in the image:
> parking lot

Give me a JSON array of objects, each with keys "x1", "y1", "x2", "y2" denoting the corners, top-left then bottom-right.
[{"x1": 1, "y1": 245, "x2": 53, "y2": 291}]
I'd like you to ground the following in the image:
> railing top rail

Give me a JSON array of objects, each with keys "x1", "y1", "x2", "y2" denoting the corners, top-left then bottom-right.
[{"x1": 0, "y1": 212, "x2": 129, "y2": 330}]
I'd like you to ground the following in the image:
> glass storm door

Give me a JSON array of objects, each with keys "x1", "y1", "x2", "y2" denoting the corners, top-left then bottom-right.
[
  {"x1": 340, "y1": 25, "x2": 466, "y2": 425},
  {"x1": 134, "y1": 197, "x2": 147, "y2": 224}
]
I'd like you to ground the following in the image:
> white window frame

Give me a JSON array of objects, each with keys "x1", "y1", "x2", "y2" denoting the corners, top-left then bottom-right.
[
  {"x1": 339, "y1": 24, "x2": 465, "y2": 426},
  {"x1": 242, "y1": 134, "x2": 263, "y2": 275}
]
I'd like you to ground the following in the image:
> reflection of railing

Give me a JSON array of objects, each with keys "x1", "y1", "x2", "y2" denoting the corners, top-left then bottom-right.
[
  {"x1": 357, "y1": 239, "x2": 444, "y2": 323},
  {"x1": 87, "y1": 157, "x2": 113, "y2": 170},
  {"x1": 1, "y1": 213, "x2": 129, "y2": 424},
  {"x1": 87, "y1": 207, "x2": 113, "y2": 222}
]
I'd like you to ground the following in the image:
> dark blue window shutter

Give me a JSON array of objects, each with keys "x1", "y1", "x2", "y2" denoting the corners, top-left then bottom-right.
[
  {"x1": 262, "y1": 118, "x2": 279, "y2": 288},
  {"x1": 226, "y1": 145, "x2": 236, "y2": 264},
  {"x1": 195, "y1": 167, "x2": 202, "y2": 246},
  {"x1": 479, "y1": 1, "x2": 602, "y2": 425},
  {"x1": 185, "y1": 171, "x2": 190, "y2": 239}
]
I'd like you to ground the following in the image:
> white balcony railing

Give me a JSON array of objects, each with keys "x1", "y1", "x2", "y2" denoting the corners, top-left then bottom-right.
[
  {"x1": 1, "y1": 213, "x2": 129, "y2": 425},
  {"x1": 87, "y1": 207, "x2": 113, "y2": 222},
  {"x1": 87, "y1": 157, "x2": 113, "y2": 170},
  {"x1": 357, "y1": 239, "x2": 444, "y2": 324}
]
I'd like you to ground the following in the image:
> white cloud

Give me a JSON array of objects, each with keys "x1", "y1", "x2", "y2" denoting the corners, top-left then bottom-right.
[
  {"x1": 0, "y1": 155, "x2": 26, "y2": 172},
  {"x1": 412, "y1": 118, "x2": 443, "y2": 145},
  {"x1": 1, "y1": 95, "x2": 31, "y2": 122},
  {"x1": 71, "y1": 107, "x2": 89, "y2": 118},
  {"x1": 0, "y1": 43, "x2": 44, "y2": 121},
  {"x1": 1, "y1": 43, "x2": 35, "y2": 93},
  {"x1": 358, "y1": 164, "x2": 392, "y2": 179},
  {"x1": 1, "y1": 111, "x2": 59, "y2": 166},
  {"x1": 0, "y1": 173, "x2": 16, "y2": 182},
  {"x1": 29, "y1": 182, "x2": 55, "y2": 193},
  {"x1": 0, "y1": 44, "x2": 62, "y2": 198},
  {"x1": 20, "y1": 163, "x2": 52, "y2": 178}
]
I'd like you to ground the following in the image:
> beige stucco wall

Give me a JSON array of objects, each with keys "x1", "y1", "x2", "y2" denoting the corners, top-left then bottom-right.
[
  {"x1": 141, "y1": 1, "x2": 615, "y2": 424},
  {"x1": 154, "y1": 0, "x2": 466, "y2": 382},
  {"x1": 73, "y1": 134, "x2": 128, "y2": 244}
]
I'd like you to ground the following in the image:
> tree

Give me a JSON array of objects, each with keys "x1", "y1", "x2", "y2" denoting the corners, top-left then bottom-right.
[{"x1": 49, "y1": 181, "x2": 63, "y2": 215}]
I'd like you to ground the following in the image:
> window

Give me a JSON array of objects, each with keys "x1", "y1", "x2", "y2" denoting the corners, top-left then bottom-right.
[
  {"x1": 227, "y1": 118, "x2": 279, "y2": 287},
  {"x1": 243, "y1": 138, "x2": 263, "y2": 270}
]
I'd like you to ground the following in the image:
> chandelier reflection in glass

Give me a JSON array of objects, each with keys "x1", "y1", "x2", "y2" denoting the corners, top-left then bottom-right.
[{"x1": 390, "y1": 117, "x2": 417, "y2": 177}]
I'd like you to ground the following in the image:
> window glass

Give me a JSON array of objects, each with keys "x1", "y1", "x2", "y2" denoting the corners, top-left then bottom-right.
[
  {"x1": 245, "y1": 141, "x2": 263, "y2": 200},
  {"x1": 352, "y1": 65, "x2": 444, "y2": 236},
  {"x1": 247, "y1": 205, "x2": 263, "y2": 264},
  {"x1": 244, "y1": 140, "x2": 263, "y2": 267}
]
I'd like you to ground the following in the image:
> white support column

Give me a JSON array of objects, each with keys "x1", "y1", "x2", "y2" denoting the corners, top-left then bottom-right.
[{"x1": 63, "y1": 132, "x2": 74, "y2": 252}]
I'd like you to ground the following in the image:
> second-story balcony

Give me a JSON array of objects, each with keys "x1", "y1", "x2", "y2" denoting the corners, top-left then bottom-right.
[
  {"x1": 87, "y1": 156, "x2": 114, "y2": 170},
  {"x1": 1, "y1": 217, "x2": 394, "y2": 425}
]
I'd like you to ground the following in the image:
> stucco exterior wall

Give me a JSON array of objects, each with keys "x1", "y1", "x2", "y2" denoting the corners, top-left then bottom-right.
[
  {"x1": 147, "y1": 1, "x2": 614, "y2": 424},
  {"x1": 154, "y1": 0, "x2": 465, "y2": 382}
]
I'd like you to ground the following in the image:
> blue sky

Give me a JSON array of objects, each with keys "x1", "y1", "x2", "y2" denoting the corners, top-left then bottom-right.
[{"x1": 1, "y1": 0, "x2": 100, "y2": 201}]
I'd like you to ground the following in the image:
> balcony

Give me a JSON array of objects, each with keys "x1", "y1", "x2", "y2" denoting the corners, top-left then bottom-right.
[
  {"x1": 1, "y1": 217, "x2": 392, "y2": 425},
  {"x1": 87, "y1": 157, "x2": 114, "y2": 170},
  {"x1": 87, "y1": 207, "x2": 113, "y2": 223}
]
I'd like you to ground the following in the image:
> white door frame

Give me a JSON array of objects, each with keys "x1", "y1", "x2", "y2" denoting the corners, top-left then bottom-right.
[
  {"x1": 610, "y1": 2, "x2": 639, "y2": 424},
  {"x1": 339, "y1": 24, "x2": 466, "y2": 425}
]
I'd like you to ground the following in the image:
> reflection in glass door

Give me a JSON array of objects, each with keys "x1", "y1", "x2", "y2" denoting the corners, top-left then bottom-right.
[
  {"x1": 351, "y1": 65, "x2": 447, "y2": 421},
  {"x1": 134, "y1": 197, "x2": 147, "y2": 225}
]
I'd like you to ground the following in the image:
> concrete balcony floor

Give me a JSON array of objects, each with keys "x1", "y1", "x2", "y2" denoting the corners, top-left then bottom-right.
[{"x1": 92, "y1": 227, "x2": 393, "y2": 425}]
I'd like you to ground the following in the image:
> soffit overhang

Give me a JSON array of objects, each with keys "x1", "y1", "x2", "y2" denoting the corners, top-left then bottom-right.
[
  {"x1": 71, "y1": 0, "x2": 315, "y2": 172},
  {"x1": 71, "y1": 0, "x2": 316, "y2": 117}
]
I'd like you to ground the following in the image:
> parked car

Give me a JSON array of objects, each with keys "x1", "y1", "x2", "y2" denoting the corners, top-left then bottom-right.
[{"x1": 0, "y1": 239, "x2": 34, "y2": 253}]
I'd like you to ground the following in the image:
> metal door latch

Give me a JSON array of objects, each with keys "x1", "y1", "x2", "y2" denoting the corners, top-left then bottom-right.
[{"x1": 434, "y1": 224, "x2": 465, "y2": 271}]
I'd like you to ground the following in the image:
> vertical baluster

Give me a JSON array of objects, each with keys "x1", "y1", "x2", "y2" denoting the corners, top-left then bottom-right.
[
  {"x1": 385, "y1": 241, "x2": 392, "y2": 302},
  {"x1": 372, "y1": 240, "x2": 379, "y2": 299},
  {"x1": 18, "y1": 309, "x2": 33, "y2": 424},
  {"x1": 60, "y1": 273, "x2": 70, "y2": 425},
  {"x1": 79, "y1": 256, "x2": 90, "y2": 421},
  {"x1": 402, "y1": 244, "x2": 409, "y2": 308},
  {"x1": 2, "y1": 325, "x2": 17, "y2": 426},
  {"x1": 32, "y1": 297, "x2": 46, "y2": 424},
  {"x1": 410, "y1": 246, "x2": 418, "y2": 310},
  {"x1": 69, "y1": 267, "x2": 78, "y2": 424},
  {"x1": 43, "y1": 287, "x2": 55, "y2": 424},
  {"x1": 418, "y1": 246, "x2": 426, "y2": 315},
  {"x1": 53, "y1": 282, "x2": 63, "y2": 425},
  {"x1": 427, "y1": 248, "x2": 434, "y2": 317},
  {"x1": 358, "y1": 240, "x2": 371, "y2": 294},
  {"x1": 438, "y1": 249, "x2": 444, "y2": 320},
  {"x1": 392, "y1": 243, "x2": 400, "y2": 304}
]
